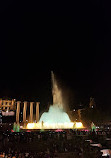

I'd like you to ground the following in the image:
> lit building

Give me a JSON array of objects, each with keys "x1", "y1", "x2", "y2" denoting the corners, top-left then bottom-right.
[
  {"x1": 0, "y1": 98, "x2": 16, "y2": 123},
  {"x1": 0, "y1": 98, "x2": 16, "y2": 111}
]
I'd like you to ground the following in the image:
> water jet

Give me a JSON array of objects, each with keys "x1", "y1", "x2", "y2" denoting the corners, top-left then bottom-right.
[{"x1": 26, "y1": 71, "x2": 84, "y2": 129}]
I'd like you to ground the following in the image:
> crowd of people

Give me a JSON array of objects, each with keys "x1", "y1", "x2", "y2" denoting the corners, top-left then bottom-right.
[
  {"x1": 0, "y1": 124, "x2": 111, "y2": 157},
  {"x1": 0, "y1": 128, "x2": 111, "y2": 157}
]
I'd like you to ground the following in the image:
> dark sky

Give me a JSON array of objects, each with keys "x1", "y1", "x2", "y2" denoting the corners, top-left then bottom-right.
[{"x1": 0, "y1": 0, "x2": 111, "y2": 111}]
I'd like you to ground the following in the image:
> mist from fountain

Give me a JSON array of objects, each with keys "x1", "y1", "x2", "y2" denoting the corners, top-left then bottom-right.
[
  {"x1": 26, "y1": 72, "x2": 84, "y2": 129},
  {"x1": 39, "y1": 71, "x2": 71, "y2": 124}
]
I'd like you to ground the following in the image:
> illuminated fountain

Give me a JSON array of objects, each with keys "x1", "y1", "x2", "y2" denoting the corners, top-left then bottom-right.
[
  {"x1": 26, "y1": 72, "x2": 84, "y2": 129},
  {"x1": 39, "y1": 72, "x2": 71, "y2": 124}
]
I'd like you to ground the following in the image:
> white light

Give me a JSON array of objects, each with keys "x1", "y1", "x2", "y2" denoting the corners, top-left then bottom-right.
[
  {"x1": 25, "y1": 121, "x2": 84, "y2": 130},
  {"x1": 101, "y1": 149, "x2": 111, "y2": 156},
  {"x1": 27, "y1": 123, "x2": 35, "y2": 129},
  {"x1": 90, "y1": 144, "x2": 102, "y2": 148},
  {"x1": 75, "y1": 122, "x2": 83, "y2": 128}
]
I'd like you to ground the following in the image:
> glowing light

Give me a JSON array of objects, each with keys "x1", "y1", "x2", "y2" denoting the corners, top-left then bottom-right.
[
  {"x1": 25, "y1": 121, "x2": 84, "y2": 129},
  {"x1": 101, "y1": 149, "x2": 111, "y2": 156},
  {"x1": 90, "y1": 144, "x2": 102, "y2": 148},
  {"x1": 27, "y1": 123, "x2": 35, "y2": 129},
  {"x1": 24, "y1": 72, "x2": 84, "y2": 130},
  {"x1": 55, "y1": 129, "x2": 63, "y2": 132},
  {"x1": 39, "y1": 105, "x2": 71, "y2": 124},
  {"x1": 11, "y1": 129, "x2": 14, "y2": 132},
  {"x1": 75, "y1": 122, "x2": 83, "y2": 128}
]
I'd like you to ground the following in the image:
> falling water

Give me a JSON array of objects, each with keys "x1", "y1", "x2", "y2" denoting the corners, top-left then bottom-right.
[
  {"x1": 26, "y1": 71, "x2": 84, "y2": 129},
  {"x1": 51, "y1": 71, "x2": 63, "y2": 108},
  {"x1": 39, "y1": 71, "x2": 71, "y2": 124}
]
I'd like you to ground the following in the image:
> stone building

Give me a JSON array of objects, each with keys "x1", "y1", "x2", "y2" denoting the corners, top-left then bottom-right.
[{"x1": 0, "y1": 98, "x2": 16, "y2": 111}]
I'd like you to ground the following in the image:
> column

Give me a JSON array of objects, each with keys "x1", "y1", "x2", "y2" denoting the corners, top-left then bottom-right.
[
  {"x1": 12, "y1": 99, "x2": 14, "y2": 106},
  {"x1": 23, "y1": 101, "x2": 27, "y2": 123},
  {"x1": 36, "y1": 102, "x2": 40, "y2": 123},
  {"x1": 30, "y1": 102, "x2": 34, "y2": 123},
  {"x1": 7, "y1": 101, "x2": 10, "y2": 111},
  {"x1": 0, "y1": 99, "x2": 2, "y2": 108},
  {"x1": 16, "y1": 101, "x2": 20, "y2": 123},
  {"x1": 3, "y1": 101, "x2": 5, "y2": 110}
]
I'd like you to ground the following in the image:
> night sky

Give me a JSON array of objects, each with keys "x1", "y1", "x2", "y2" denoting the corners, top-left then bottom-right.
[{"x1": 0, "y1": 1, "x2": 111, "y2": 111}]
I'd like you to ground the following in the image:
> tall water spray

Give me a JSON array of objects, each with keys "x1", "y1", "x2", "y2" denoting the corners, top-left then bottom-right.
[
  {"x1": 26, "y1": 72, "x2": 84, "y2": 129},
  {"x1": 51, "y1": 71, "x2": 63, "y2": 108},
  {"x1": 39, "y1": 71, "x2": 71, "y2": 124}
]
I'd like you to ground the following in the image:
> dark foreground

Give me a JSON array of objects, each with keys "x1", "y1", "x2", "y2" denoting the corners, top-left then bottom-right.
[{"x1": 0, "y1": 128, "x2": 111, "y2": 158}]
